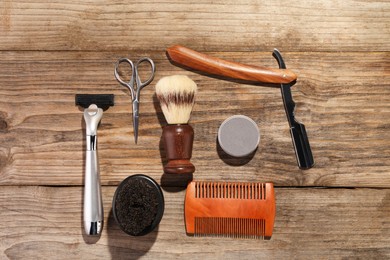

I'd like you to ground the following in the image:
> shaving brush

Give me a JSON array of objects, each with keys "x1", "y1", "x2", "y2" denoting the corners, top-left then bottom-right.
[{"x1": 156, "y1": 75, "x2": 197, "y2": 174}]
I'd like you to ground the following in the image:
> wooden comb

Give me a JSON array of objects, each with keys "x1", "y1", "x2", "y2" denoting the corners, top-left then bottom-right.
[{"x1": 185, "y1": 181, "x2": 275, "y2": 239}]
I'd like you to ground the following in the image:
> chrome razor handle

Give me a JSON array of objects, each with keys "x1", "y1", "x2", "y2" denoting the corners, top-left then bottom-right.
[
  {"x1": 84, "y1": 136, "x2": 103, "y2": 235},
  {"x1": 83, "y1": 105, "x2": 104, "y2": 236}
]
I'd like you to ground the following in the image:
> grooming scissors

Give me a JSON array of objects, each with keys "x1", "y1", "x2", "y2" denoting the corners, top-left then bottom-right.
[{"x1": 114, "y1": 57, "x2": 156, "y2": 144}]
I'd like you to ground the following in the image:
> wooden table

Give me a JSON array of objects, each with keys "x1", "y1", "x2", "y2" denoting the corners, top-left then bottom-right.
[{"x1": 1, "y1": 1, "x2": 389, "y2": 259}]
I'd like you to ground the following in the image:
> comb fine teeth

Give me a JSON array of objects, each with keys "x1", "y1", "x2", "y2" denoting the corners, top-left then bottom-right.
[
  {"x1": 185, "y1": 181, "x2": 275, "y2": 240},
  {"x1": 194, "y1": 217, "x2": 266, "y2": 239}
]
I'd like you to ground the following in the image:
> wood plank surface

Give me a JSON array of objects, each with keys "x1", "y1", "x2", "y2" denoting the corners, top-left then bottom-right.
[
  {"x1": 0, "y1": 0, "x2": 389, "y2": 52},
  {"x1": 0, "y1": 0, "x2": 389, "y2": 259},
  {"x1": 0, "y1": 186, "x2": 389, "y2": 259}
]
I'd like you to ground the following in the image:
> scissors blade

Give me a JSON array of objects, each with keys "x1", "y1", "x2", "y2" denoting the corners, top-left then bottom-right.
[{"x1": 132, "y1": 100, "x2": 140, "y2": 144}]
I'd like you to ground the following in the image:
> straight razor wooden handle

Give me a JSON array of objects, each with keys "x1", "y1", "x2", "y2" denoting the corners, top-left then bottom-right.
[{"x1": 167, "y1": 45, "x2": 297, "y2": 84}]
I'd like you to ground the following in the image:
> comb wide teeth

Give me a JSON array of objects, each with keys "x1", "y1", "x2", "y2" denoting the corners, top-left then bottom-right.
[{"x1": 194, "y1": 182, "x2": 267, "y2": 200}]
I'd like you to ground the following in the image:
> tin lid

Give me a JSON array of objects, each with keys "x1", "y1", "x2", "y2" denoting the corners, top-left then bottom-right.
[{"x1": 218, "y1": 115, "x2": 260, "y2": 157}]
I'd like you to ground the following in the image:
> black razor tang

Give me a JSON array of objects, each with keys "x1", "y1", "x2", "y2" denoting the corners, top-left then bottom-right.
[{"x1": 272, "y1": 50, "x2": 314, "y2": 169}]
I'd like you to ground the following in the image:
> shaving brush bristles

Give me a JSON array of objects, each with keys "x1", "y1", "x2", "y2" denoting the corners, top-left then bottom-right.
[{"x1": 156, "y1": 75, "x2": 197, "y2": 124}]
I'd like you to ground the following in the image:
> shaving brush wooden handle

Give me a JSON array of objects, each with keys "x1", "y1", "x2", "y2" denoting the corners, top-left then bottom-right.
[
  {"x1": 156, "y1": 75, "x2": 198, "y2": 174},
  {"x1": 162, "y1": 124, "x2": 195, "y2": 174}
]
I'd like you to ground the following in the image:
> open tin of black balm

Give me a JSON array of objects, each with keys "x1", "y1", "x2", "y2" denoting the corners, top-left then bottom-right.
[{"x1": 112, "y1": 174, "x2": 164, "y2": 236}]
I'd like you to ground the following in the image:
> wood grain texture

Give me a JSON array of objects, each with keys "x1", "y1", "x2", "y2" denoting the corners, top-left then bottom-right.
[
  {"x1": 0, "y1": 0, "x2": 389, "y2": 258},
  {"x1": 0, "y1": 186, "x2": 389, "y2": 259},
  {"x1": 0, "y1": 51, "x2": 389, "y2": 187},
  {"x1": 0, "y1": 0, "x2": 389, "y2": 52}
]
